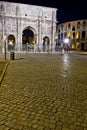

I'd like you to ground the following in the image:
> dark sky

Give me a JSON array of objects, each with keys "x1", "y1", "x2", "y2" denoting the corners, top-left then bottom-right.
[{"x1": 3, "y1": 0, "x2": 87, "y2": 23}]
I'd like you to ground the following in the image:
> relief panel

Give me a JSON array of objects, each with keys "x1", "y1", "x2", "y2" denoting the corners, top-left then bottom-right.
[{"x1": 5, "y1": 18, "x2": 17, "y2": 33}]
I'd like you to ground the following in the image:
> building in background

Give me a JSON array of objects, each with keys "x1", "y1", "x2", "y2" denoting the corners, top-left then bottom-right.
[
  {"x1": 0, "y1": 1, "x2": 57, "y2": 53},
  {"x1": 57, "y1": 20, "x2": 87, "y2": 51}
]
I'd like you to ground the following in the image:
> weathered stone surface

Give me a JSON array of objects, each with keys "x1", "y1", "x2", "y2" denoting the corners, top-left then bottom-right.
[{"x1": 0, "y1": 1, "x2": 57, "y2": 52}]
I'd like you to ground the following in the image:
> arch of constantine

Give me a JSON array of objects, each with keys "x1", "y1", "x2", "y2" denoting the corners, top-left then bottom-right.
[{"x1": 0, "y1": 1, "x2": 57, "y2": 53}]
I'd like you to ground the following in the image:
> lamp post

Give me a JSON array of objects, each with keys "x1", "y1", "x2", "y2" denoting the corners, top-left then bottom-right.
[
  {"x1": 3, "y1": 35, "x2": 7, "y2": 60},
  {"x1": 61, "y1": 38, "x2": 69, "y2": 55},
  {"x1": 63, "y1": 38, "x2": 69, "y2": 53},
  {"x1": 26, "y1": 42, "x2": 28, "y2": 54}
]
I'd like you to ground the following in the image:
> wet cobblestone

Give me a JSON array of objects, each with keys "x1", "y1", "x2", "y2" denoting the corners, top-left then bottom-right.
[{"x1": 0, "y1": 53, "x2": 87, "y2": 130}]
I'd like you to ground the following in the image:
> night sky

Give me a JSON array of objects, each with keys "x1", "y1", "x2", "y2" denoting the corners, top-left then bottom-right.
[{"x1": 3, "y1": 0, "x2": 87, "y2": 23}]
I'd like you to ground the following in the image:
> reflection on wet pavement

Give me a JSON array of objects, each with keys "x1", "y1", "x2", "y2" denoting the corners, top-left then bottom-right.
[
  {"x1": 60, "y1": 53, "x2": 87, "y2": 86},
  {"x1": 61, "y1": 54, "x2": 70, "y2": 77}
]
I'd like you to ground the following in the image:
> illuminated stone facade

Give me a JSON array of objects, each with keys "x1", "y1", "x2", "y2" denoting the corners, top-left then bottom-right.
[
  {"x1": 57, "y1": 20, "x2": 87, "y2": 51},
  {"x1": 0, "y1": 1, "x2": 57, "y2": 53}
]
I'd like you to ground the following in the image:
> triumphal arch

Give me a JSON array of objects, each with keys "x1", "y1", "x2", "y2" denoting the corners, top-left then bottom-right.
[{"x1": 0, "y1": 1, "x2": 57, "y2": 53}]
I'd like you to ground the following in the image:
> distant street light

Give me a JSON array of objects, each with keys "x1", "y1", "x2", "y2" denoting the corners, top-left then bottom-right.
[
  {"x1": 64, "y1": 38, "x2": 69, "y2": 44},
  {"x1": 63, "y1": 38, "x2": 70, "y2": 53}
]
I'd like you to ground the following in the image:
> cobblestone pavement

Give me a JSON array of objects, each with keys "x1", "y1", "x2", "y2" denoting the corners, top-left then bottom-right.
[{"x1": 0, "y1": 53, "x2": 87, "y2": 130}]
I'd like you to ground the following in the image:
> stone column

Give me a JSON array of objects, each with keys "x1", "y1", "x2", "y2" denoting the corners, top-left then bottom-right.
[
  {"x1": 16, "y1": 18, "x2": 22, "y2": 52},
  {"x1": 2, "y1": 16, "x2": 5, "y2": 54},
  {"x1": 80, "y1": 31, "x2": 82, "y2": 50},
  {"x1": 51, "y1": 22, "x2": 56, "y2": 52},
  {"x1": 34, "y1": 34, "x2": 37, "y2": 52},
  {"x1": 51, "y1": 20, "x2": 53, "y2": 52},
  {"x1": 38, "y1": 18, "x2": 42, "y2": 51}
]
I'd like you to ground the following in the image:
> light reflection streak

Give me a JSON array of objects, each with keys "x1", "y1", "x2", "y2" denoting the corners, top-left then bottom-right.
[{"x1": 61, "y1": 54, "x2": 70, "y2": 77}]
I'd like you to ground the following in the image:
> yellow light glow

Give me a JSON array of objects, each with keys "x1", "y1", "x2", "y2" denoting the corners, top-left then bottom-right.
[
  {"x1": 76, "y1": 42, "x2": 80, "y2": 49},
  {"x1": 71, "y1": 43, "x2": 75, "y2": 49},
  {"x1": 76, "y1": 32, "x2": 80, "y2": 39},
  {"x1": 55, "y1": 36, "x2": 58, "y2": 40},
  {"x1": 67, "y1": 32, "x2": 70, "y2": 37},
  {"x1": 71, "y1": 33, "x2": 73, "y2": 39}
]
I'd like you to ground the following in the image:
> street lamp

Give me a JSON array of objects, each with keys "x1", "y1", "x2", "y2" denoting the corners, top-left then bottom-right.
[
  {"x1": 63, "y1": 38, "x2": 69, "y2": 53},
  {"x1": 63, "y1": 38, "x2": 69, "y2": 44},
  {"x1": 26, "y1": 42, "x2": 28, "y2": 54},
  {"x1": 3, "y1": 35, "x2": 7, "y2": 60}
]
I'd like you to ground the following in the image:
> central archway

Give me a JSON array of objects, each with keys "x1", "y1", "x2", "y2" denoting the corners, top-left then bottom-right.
[{"x1": 22, "y1": 27, "x2": 36, "y2": 52}]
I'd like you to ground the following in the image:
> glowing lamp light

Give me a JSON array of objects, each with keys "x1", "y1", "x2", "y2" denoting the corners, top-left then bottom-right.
[
  {"x1": 9, "y1": 41, "x2": 13, "y2": 45},
  {"x1": 64, "y1": 38, "x2": 69, "y2": 44}
]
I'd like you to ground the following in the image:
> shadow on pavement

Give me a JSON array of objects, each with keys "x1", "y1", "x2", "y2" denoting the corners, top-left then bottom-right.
[{"x1": 13, "y1": 58, "x2": 24, "y2": 60}]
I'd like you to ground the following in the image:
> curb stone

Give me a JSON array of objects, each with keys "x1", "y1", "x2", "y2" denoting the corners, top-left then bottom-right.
[{"x1": 71, "y1": 51, "x2": 87, "y2": 55}]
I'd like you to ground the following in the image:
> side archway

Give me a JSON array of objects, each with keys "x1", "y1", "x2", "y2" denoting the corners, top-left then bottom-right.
[
  {"x1": 43, "y1": 36, "x2": 50, "y2": 52},
  {"x1": 8, "y1": 35, "x2": 15, "y2": 51}
]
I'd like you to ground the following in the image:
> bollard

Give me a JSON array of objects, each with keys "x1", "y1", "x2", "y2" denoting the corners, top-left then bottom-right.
[
  {"x1": 10, "y1": 51, "x2": 15, "y2": 60},
  {"x1": 62, "y1": 48, "x2": 64, "y2": 54}
]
